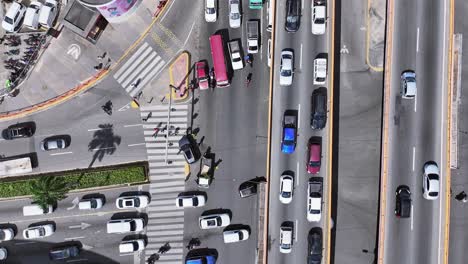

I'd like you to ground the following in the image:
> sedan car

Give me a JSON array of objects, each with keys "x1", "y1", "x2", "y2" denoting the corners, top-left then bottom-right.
[
  {"x1": 401, "y1": 70, "x2": 416, "y2": 99},
  {"x1": 49, "y1": 245, "x2": 80, "y2": 260},
  {"x1": 2, "y1": 2, "x2": 26, "y2": 32},
  {"x1": 0, "y1": 228, "x2": 14, "y2": 242},
  {"x1": 313, "y1": 58, "x2": 327, "y2": 85},
  {"x1": 308, "y1": 227, "x2": 323, "y2": 264},
  {"x1": 280, "y1": 50, "x2": 294, "y2": 86},
  {"x1": 281, "y1": 111, "x2": 297, "y2": 153},
  {"x1": 312, "y1": 0, "x2": 326, "y2": 35},
  {"x1": 307, "y1": 138, "x2": 321, "y2": 174},
  {"x1": 41, "y1": 137, "x2": 67, "y2": 151},
  {"x1": 199, "y1": 213, "x2": 231, "y2": 229},
  {"x1": 311, "y1": 88, "x2": 327, "y2": 130},
  {"x1": 178, "y1": 134, "x2": 201, "y2": 164},
  {"x1": 279, "y1": 173, "x2": 294, "y2": 204},
  {"x1": 39, "y1": 0, "x2": 57, "y2": 28},
  {"x1": 205, "y1": 0, "x2": 217, "y2": 22},
  {"x1": 176, "y1": 193, "x2": 206, "y2": 208},
  {"x1": 395, "y1": 185, "x2": 411, "y2": 218},
  {"x1": 279, "y1": 223, "x2": 293, "y2": 254},
  {"x1": 2, "y1": 123, "x2": 34, "y2": 140},
  {"x1": 229, "y1": 0, "x2": 241, "y2": 28},
  {"x1": 116, "y1": 195, "x2": 149, "y2": 209},
  {"x1": 238, "y1": 181, "x2": 258, "y2": 198},
  {"x1": 196, "y1": 61, "x2": 210, "y2": 90},
  {"x1": 423, "y1": 162, "x2": 440, "y2": 200},
  {"x1": 285, "y1": 0, "x2": 300, "y2": 32},
  {"x1": 23, "y1": 224, "x2": 55, "y2": 239}
]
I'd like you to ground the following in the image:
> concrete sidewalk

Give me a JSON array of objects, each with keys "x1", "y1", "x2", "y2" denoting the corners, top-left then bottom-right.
[{"x1": 0, "y1": 0, "x2": 166, "y2": 116}]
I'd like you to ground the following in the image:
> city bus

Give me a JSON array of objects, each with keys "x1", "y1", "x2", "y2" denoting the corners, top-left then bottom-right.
[
  {"x1": 209, "y1": 34, "x2": 230, "y2": 88},
  {"x1": 249, "y1": 0, "x2": 263, "y2": 9},
  {"x1": 0, "y1": 157, "x2": 32, "y2": 176}
]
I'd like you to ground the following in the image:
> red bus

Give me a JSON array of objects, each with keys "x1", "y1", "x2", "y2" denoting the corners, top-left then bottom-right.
[{"x1": 209, "y1": 35, "x2": 230, "y2": 88}]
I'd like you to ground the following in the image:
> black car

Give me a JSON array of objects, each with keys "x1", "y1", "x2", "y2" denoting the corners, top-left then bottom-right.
[
  {"x1": 178, "y1": 134, "x2": 201, "y2": 164},
  {"x1": 285, "y1": 0, "x2": 300, "y2": 32},
  {"x1": 49, "y1": 245, "x2": 80, "y2": 260},
  {"x1": 395, "y1": 185, "x2": 411, "y2": 218},
  {"x1": 311, "y1": 88, "x2": 327, "y2": 130},
  {"x1": 2, "y1": 124, "x2": 34, "y2": 140},
  {"x1": 308, "y1": 227, "x2": 323, "y2": 264},
  {"x1": 238, "y1": 181, "x2": 258, "y2": 198}
]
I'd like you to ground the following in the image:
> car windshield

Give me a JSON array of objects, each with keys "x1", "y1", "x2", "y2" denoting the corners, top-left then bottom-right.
[
  {"x1": 309, "y1": 161, "x2": 320, "y2": 167},
  {"x1": 429, "y1": 192, "x2": 438, "y2": 197},
  {"x1": 206, "y1": 8, "x2": 215, "y2": 14},
  {"x1": 207, "y1": 218, "x2": 217, "y2": 226},
  {"x1": 192, "y1": 198, "x2": 198, "y2": 206},
  {"x1": 315, "y1": 17, "x2": 325, "y2": 24},
  {"x1": 90, "y1": 200, "x2": 97, "y2": 208},
  {"x1": 281, "y1": 191, "x2": 291, "y2": 198},
  {"x1": 38, "y1": 228, "x2": 45, "y2": 236},
  {"x1": 130, "y1": 221, "x2": 136, "y2": 231},
  {"x1": 4, "y1": 17, "x2": 13, "y2": 24},
  {"x1": 428, "y1": 174, "x2": 439, "y2": 180},
  {"x1": 231, "y1": 13, "x2": 240, "y2": 20},
  {"x1": 281, "y1": 69, "x2": 292, "y2": 77},
  {"x1": 310, "y1": 209, "x2": 320, "y2": 214},
  {"x1": 287, "y1": 15, "x2": 298, "y2": 23}
]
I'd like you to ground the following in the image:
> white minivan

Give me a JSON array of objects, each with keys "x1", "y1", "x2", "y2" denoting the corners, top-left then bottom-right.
[
  {"x1": 23, "y1": 2, "x2": 42, "y2": 30},
  {"x1": 107, "y1": 218, "x2": 145, "y2": 234},
  {"x1": 23, "y1": 204, "x2": 53, "y2": 216}
]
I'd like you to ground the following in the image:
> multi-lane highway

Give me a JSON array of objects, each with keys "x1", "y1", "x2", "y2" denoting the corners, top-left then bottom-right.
[
  {"x1": 268, "y1": 0, "x2": 332, "y2": 263},
  {"x1": 381, "y1": 0, "x2": 450, "y2": 263}
]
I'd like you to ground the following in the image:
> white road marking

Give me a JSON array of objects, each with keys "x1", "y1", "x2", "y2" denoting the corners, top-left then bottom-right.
[
  {"x1": 296, "y1": 162, "x2": 300, "y2": 187},
  {"x1": 298, "y1": 104, "x2": 301, "y2": 129},
  {"x1": 295, "y1": 219, "x2": 298, "y2": 241},
  {"x1": 260, "y1": 8, "x2": 264, "y2": 57},
  {"x1": 412, "y1": 147, "x2": 416, "y2": 171},
  {"x1": 128, "y1": 143, "x2": 146, "y2": 147},
  {"x1": 118, "y1": 103, "x2": 131, "y2": 112},
  {"x1": 300, "y1": 44, "x2": 303, "y2": 69},
  {"x1": 124, "y1": 124, "x2": 142, "y2": 128},
  {"x1": 91, "y1": 147, "x2": 116, "y2": 151},
  {"x1": 411, "y1": 204, "x2": 414, "y2": 230},
  {"x1": 183, "y1": 21, "x2": 196, "y2": 48},
  {"x1": 64, "y1": 236, "x2": 85, "y2": 241},
  {"x1": 50, "y1": 152, "x2": 73, "y2": 156},
  {"x1": 416, "y1": 27, "x2": 420, "y2": 52},
  {"x1": 301, "y1": 0, "x2": 304, "y2": 10},
  {"x1": 87, "y1": 128, "x2": 103, "y2": 132}
]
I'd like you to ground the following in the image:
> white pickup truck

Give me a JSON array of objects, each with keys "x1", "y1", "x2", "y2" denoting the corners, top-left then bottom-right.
[
  {"x1": 313, "y1": 58, "x2": 327, "y2": 85},
  {"x1": 247, "y1": 20, "x2": 259, "y2": 53}
]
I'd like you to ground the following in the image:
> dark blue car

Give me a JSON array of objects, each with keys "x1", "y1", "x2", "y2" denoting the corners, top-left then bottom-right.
[
  {"x1": 186, "y1": 255, "x2": 216, "y2": 264},
  {"x1": 281, "y1": 112, "x2": 297, "y2": 154}
]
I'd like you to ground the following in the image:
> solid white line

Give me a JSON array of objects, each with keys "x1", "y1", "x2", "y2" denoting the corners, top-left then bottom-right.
[
  {"x1": 65, "y1": 236, "x2": 85, "y2": 241},
  {"x1": 300, "y1": 44, "x2": 303, "y2": 69},
  {"x1": 295, "y1": 219, "x2": 298, "y2": 241},
  {"x1": 411, "y1": 205, "x2": 414, "y2": 230},
  {"x1": 91, "y1": 147, "x2": 115, "y2": 151},
  {"x1": 183, "y1": 21, "x2": 196, "y2": 48},
  {"x1": 302, "y1": 0, "x2": 304, "y2": 10},
  {"x1": 50, "y1": 152, "x2": 73, "y2": 156},
  {"x1": 416, "y1": 27, "x2": 420, "y2": 52},
  {"x1": 296, "y1": 162, "x2": 300, "y2": 187},
  {"x1": 260, "y1": 9, "x2": 264, "y2": 58},
  {"x1": 298, "y1": 104, "x2": 301, "y2": 129},
  {"x1": 124, "y1": 124, "x2": 142, "y2": 128},
  {"x1": 128, "y1": 143, "x2": 146, "y2": 147},
  {"x1": 412, "y1": 147, "x2": 416, "y2": 171}
]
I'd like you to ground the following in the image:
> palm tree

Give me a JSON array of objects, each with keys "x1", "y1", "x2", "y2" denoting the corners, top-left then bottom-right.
[{"x1": 29, "y1": 176, "x2": 68, "y2": 210}]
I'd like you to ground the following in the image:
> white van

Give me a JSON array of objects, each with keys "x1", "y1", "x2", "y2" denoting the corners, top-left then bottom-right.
[
  {"x1": 119, "y1": 239, "x2": 146, "y2": 253},
  {"x1": 106, "y1": 218, "x2": 144, "y2": 234},
  {"x1": 38, "y1": 0, "x2": 57, "y2": 28},
  {"x1": 267, "y1": 1, "x2": 273, "y2": 32},
  {"x1": 23, "y1": 204, "x2": 53, "y2": 216},
  {"x1": 23, "y1": 2, "x2": 42, "y2": 30},
  {"x1": 223, "y1": 228, "x2": 250, "y2": 243}
]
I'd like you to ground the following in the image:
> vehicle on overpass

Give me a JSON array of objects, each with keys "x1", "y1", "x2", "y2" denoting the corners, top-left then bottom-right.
[
  {"x1": 0, "y1": 157, "x2": 33, "y2": 177},
  {"x1": 312, "y1": 0, "x2": 326, "y2": 35},
  {"x1": 249, "y1": 0, "x2": 262, "y2": 9},
  {"x1": 307, "y1": 177, "x2": 323, "y2": 222},
  {"x1": 281, "y1": 111, "x2": 297, "y2": 153},
  {"x1": 209, "y1": 35, "x2": 230, "y2": 88},
  {"x1": 186, "y1": 254, "x2": 216, "y2": 264},
  {"x1": 400, "y1": 70, "x2": 416, "y2": 99},
  {"x1": 247, "y1": 20, "x2": 259, "y2": 53},
  {"x1": 395, "y1": 185, "x2": 411, "y2": 218},
  {"x1": 228, "y1": 40, "x2": 244, "y2": 70},
  {"x1": 313, "y1": 58, "x2": 327, "y2": 85},
  {"x1": 308, "y1": 227, "x2": 323, "y2": 264}
]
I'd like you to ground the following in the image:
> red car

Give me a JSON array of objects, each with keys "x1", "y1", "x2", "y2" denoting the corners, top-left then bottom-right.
[
  {"x1": 196, "y1": 61, "x2": 209, "y2": 90},
  {"x1": 307, "y1": 138, "x2": 321, "y2": 174}
]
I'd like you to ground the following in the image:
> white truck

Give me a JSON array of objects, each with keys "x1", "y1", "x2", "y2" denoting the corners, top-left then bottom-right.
[
  {"x1": 307, "y1": 177, "x2": 323, "y2": 222},
  {"x1": 228, "y1": 40, "x2": 244, "y2": 70},
  {"x1": 313, "y1": 58, "x2": 327, "y2": 85},
  {"x1": 0, "y1": 157, "x2": 32, "y2": 177},
  {"x1": 247, "y1": 20, "x2": 259, "y2": 53}
]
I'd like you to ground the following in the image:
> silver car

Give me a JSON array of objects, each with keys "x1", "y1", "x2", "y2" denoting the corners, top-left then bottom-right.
[
  {"x1": 229, "y1": 0, "x2": 241, "y2": 28},
  {"x1": 41, "y1": 137, "x2": 67, "y2": 151},
  {"x1": 280, "y1": 50, "x2": 294, "y2": 86}
]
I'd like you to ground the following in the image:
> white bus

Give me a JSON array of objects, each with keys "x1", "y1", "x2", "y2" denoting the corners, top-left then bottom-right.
[{"x1": 0, "y1": 157, "x2": 33, "y2": 176}]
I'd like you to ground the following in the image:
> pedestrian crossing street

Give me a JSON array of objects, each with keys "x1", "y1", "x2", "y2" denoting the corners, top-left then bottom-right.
[
  {"x1": 141, "y1": 104, "x2": 189, "y2": 264},
  {"x1": 113, "y1": 42, "x2": 166, "y2": 98}
]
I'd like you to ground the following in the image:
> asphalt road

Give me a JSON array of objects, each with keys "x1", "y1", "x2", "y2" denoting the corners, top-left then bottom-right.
[
  {"x1": 0, "y1": 185, "x2": 149, "y2": 264},
  {"x1": 180, "y1": 1, "x2": 269, "y2": 264},
  {"x1": 267, "y1": 0, "x2": 331, "y2": 263},
  {"x1": 383, "y1": 0, "x2": 450, "y2": 263}
]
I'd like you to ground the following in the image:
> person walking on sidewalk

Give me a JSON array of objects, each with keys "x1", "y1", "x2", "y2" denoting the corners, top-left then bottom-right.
[{"x1": 455, "y1": 191, "x2": 467, "y2": 202}]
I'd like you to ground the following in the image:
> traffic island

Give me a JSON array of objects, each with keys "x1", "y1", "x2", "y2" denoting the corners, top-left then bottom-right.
[{"x1": 169, "y1": 51, "x2": 191, "y2": 102}]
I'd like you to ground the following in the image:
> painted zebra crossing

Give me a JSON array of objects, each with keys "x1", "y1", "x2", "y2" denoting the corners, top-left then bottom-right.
[
  {"x1": 113, "y1": 42, "x2": 166, "y2": 98},
  {"x1": 141, "y1": 104, "x2": 189, "y2": 264}
]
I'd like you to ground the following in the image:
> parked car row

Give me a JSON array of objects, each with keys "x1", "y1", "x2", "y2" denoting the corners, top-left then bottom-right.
[
  {"x1": 284, "y1": 0, "x2": 327, "y2": 34},
  {"x1": 2, "y1": 0, "x2": 58, "y2": 33}
]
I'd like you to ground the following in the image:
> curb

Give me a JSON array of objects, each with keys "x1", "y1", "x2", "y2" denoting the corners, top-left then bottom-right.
[{"x1": 169, "y1": 51, "x2": 191, "y2": 102}]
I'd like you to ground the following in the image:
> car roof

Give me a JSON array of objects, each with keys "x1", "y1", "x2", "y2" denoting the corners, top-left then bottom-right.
[
  {"x1": 314, "y1": 6, "x2": 326, "y2": 18},
  {"x1": 281, "y1": 176, "x2": 293, "y2": 191},
  {"x1": 6, "y1": 2, "x2": 22, "y2": 17}
]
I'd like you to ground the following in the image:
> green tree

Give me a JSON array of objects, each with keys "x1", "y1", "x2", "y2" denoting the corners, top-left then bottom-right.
[{"x1": 29, "y1": 176, "x2": 68, "y2": 210}]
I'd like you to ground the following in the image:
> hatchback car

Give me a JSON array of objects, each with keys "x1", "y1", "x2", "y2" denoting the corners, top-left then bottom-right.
[
  {"x1": 2, "y1": 123, "x2": 34, "y2": 140},
  {"x1": 280, "y1": 50, "x2": 294, "y2": 86},
  {"x1": 49, "y1": 245, "x2": 80, "y2": 260},
  {"x1": 311, "y1": 88, "x2": 327, "y2": 130},
  {"x1": 0, "y1": 228, "x2": 14, "y2": 242},
  {"x1": 229, "y1": 0, "x2": 241, "y2": 28},
  {"x1": 279, "y1": 223, "x2": 293, "y2": 254},
  {"x1": 307, "y1": 139, "x2": 321, "y2": 174},
  {"x1": 238, "y1": 181, "x2": 258, "y2": 198},
  {"x1": 279, "y1": 173, "x2": 294, "y2": 204},
  {"x1": 285, "y1": 0, "x2": 300, "y2": 32},
  {"x1": 176, "y1": 193, "x2": 206, "y2": 208},
  {"x1": 312, "y1": 1, "x2": 326, "y2": 35},
  {"x1": 395, "y1": 185, "x2": 411, "y2": 218},
  {"x1": 205, "y1": 0, "x2": 217, "y2": 22},
  {"x1": 2, "y1": 2, "x2": 26, "y2": 32},
  {"x1": 401, "y1": 70, "x2": 416, "y2": 99},
  {"x1": 178, "y1": 134, "x2": 201, "y2": 164},
  {"x1": 41, "y1": 137, "x2": 67, "y2": 151},
  {"x1": 308, "y1": 227, "x2": 323, "y2": 264},
  {"x1": 23, "y1": 224, "x2": 55, "y2": 239},
  {"x1": 423, "y1": 162, "x2": 440, "y2": 200},
  {"x1": 38, "y1": 0, "x2": 57, "y2": 28},
  {"x1": 199, "y1": 213, "x2": 231, "y2": 229},
  {"x1": 116, "y1": 195, "x2": 149, "y2": 209},
  {"x1": 196, "y1": 61, "x2": 210, "y2": 90}
]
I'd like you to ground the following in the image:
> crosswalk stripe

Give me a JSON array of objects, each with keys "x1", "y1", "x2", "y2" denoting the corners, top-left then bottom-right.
[
  {"x1": 145, "y1": 249, "x2": 184, "y2": 256},
  {"x1": 146, "y1": 229, "x2": 184, "y2": 236},
  {"x1": 125, "y1": 55, "x2": 162, "y2": 92},
  {"x1": 147, "y1": 210, "x2": 184, "y2": 218},
  {"x1": 133, "y1": 59, "x2": 167, "y2": 97},
  {"x1": 146, "y1": 224, "x2": 184, "y2": 231},
  {"x1": 149, "y1": 181, "x2": 184, "y2": 188},
  {"x1": 150, "y1": 175, "x2": 186, "y2": 181},
  {"x1": 116, "y1": 45, "x2": 154, "y2": 83},
  {"x1": 141, "y1": 104, "x2": 189, "y2": 112},
  {"x1": 147, "y1": 199, "x2": 176, "y2": 205},
  {"x1": 113, "y1": 42, "x2": 149, "y2": 79},
  {"x1": 149, "y1": 193, "x2": 180, "y2": 200},
  {"x1": 146, "y1": 217, "x2": 184, "y2": 224},
  {"x1": 145, "y1": 242, "x2": 183, "y2": 249},
  {"x1": 146, "y1": 236, "x2": 183, "y2": 243}
]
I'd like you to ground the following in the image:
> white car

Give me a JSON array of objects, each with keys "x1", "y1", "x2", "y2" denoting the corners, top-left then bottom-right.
[
  {"x1": 199, "y1": 213, "x2": 231, "y2": 229},
  {"x1": 23, "y1": 224, "x2": 55, "y2": 239},
  {"x1": 2, "y1": 2, "x2": 26, "y2": 32},
  {"x1": 423, "y1": 162, "x2": 440, "y2": 200},
  {"x1": 39, "y1": 0, "x2": 57, "y2": 28},
  {"x1": 313, "y1": 58, "x2": 327, "y2": 85},
  {"x1": 312, "y1": 1, "x2": 326, "y2": 35},
  {"x1": 176, "y1": 193, "x2": 206, "y2": 208},
  {"x1": 279, "y1": 224, "x2": 293, "y2": 254},
  {"x1": 307, "y1": 179, "x2": 322, "y2": 222},
  {"x1": 223, "y1": 228, "x2": 249, "y2": 243},
  {"x1": 228, "y1": 40, "x2": 244, "y2": 70},
  {"x1": 280, "y1": 50, "x2": 294, "y2": 86},
  {"x1": 119, "y1": 239, "x2": 146, "y2": 253},
  {"x1": 400, "y1": 70, "x2": 416, "y2": 99},
  {"x1": 116, "y1": 195, "x2": 149, "y2": 209},
  {"x1": 279, "y1": 174, "x2": 294, "y2": 204},
  {"x1": 0, "y1": 228, "x2": 14, "y2": 242},
  {"x1": 205, "y1": 0, "x2": 217, "y2": 22},
  {"x1": 229, "y1": 0, "x2": 241, "y2": 28},
  {"x1": 23, "y1": 1, "x2": 42, "y2": 30}
]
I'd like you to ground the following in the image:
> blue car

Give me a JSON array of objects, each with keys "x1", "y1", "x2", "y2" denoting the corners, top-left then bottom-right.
[
  {"x1": 186, "y1": 255, "x2": 216, "y2": 264},
  {"x1": 281, "y1": 112, "x2": 297, "y2": 154}
]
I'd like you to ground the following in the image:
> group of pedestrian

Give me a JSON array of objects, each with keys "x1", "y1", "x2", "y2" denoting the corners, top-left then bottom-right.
[{"x1": 94, "y1": 52, "x2": 111, "y2": 70}]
